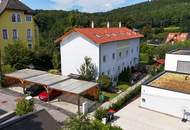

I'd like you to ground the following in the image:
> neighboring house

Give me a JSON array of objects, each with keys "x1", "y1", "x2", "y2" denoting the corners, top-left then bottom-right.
[
  {"x1": 166, "y1": 33, "x2": 190, "y2": 44},
  {"x1": 55, "y1": 27, "x2": 143, "y2": 81},
  {"x1": 141, "y1": 49, "x2": 190, "y2": 120},
  {"x1": 165, "y1": 49, "x2": 190, "y2": 73},
  {"x1": 0, "y1": 109, "x2": 60, "y2": 130},
  {"x1": 0, "y1": 0, "x2": 39, "y2": 59}
]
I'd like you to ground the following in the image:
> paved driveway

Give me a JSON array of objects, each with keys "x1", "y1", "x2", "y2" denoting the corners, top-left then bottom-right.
[
  {"x1": 112, "y1": 98, "x2": 190, "y2": 130},
  {"x1": 0, "y1": 89, "x2": 69, "y2": 123}
]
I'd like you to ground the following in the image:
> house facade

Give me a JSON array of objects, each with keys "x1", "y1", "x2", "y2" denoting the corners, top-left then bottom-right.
[
  {"x1": 56, "y1": 27, "x2": 143, "y2": 81},
  {"x1": 0, "y1": 0, "x2": 39, "y2": 60}
]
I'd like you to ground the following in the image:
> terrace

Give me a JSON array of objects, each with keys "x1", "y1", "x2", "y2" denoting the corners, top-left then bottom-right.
[{"x1": 148, "y1": 72, "x2": 190, "y2": 94}]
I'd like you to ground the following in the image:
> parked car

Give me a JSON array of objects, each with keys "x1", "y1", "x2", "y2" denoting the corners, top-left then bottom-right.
[
  {"x1": 38, "y1": 89, "x2": 62, "y2": 102},
  {"x1": 24, "y1": 85, "x2": 45, "y2": 97}
]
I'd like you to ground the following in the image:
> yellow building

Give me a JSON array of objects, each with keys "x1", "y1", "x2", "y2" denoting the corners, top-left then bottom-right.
[{"x1": 0, "y1": 0, "x2": 39, "y2": 60}]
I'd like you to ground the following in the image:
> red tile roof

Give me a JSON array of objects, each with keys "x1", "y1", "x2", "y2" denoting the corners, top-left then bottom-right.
[
  {"x1": 166, "y1": 33, "x2": 190, "y2": 43},
  {"x1": 55, "y1": 27, "x2": 143, "y2": 44}
]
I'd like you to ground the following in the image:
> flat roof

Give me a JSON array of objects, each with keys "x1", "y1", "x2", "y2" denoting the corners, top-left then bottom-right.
[
  {"x1": 169, "y1": 49, "x2": 190, "y2": 55},
  {"x1": 147, "y1": 72, "x2": 190, "y2": 94},
  {"x1": 49, "y1": 79, "x2": 98, "y2": 94},
  {"x1": 5, "y1": 69, "x2": 98, "y2": 95},
  {"x1": 5, "y1": 69, "x2": 47, "y2": 79},
  {"x1": 25, "y1": 73, "x2": 69, "y2": 86}
]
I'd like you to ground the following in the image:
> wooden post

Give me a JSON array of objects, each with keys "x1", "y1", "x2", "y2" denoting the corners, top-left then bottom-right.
[{"x1": 78, "y1": 95, "x2": 81, "y2": 115}]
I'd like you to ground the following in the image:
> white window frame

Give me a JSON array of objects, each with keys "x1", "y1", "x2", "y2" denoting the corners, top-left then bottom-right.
[
  {"x1": 26, "y1": 15, "x2": 32, "y2": 22},
  {"x1": 2, "y1": 29, "x2": 8, "y2": 40},
  {"x1": 12, "y1": 29, "x2": 19, "y2": 40},
  {"x1": 27, "y1": 29, "x2": 32, "y2": 41}
]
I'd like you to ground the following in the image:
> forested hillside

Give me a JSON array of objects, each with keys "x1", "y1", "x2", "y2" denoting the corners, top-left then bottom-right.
[{"x1": 35, "y1": 0, "x2": 190, "y2": 46}]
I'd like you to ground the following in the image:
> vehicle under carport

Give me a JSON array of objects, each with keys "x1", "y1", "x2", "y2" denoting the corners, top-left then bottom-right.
[{"x1": 4, "y1": 69, "x2": 99, "y2": 113}]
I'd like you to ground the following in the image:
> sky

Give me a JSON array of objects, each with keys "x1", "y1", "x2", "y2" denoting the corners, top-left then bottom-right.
[{"x1": 21, "y1": 0, "x2": 147, "y2": 13}]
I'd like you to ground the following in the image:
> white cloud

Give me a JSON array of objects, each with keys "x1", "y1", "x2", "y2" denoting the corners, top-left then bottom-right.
[{"x1": 50, "y1": 0, "x2": 127, "y2": 13}]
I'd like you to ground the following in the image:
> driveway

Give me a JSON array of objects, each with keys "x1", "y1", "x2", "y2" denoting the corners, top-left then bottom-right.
[
  {"x1": 112, "y1": 98, "x2": 190, "y2": 130},
  {"x1": 0, "y1": 89, "x2": 69, "y2": 123}
]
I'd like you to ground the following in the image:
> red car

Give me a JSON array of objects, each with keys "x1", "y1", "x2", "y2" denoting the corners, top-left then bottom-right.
[{"x1": 38, "y1": 90, "x2": 62, "y2": 102}]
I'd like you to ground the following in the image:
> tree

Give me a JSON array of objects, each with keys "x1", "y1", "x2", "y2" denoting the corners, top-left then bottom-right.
[
  {"x1": 78, "y1": 56, "x2": 97, "y2": 81},
  {"x1": 4, "y1": 42, "x2": 33, "y2": 70},
  {"x1": 15, "y1": 98, "x2": 34, "y2": 116},
  {"x1": 52, "y1": 51, "x2": 60, "y2": 70},
  {"x1": 118, "y1": 67, "x2": 132, "y2": 83},
  {"x1": 62, "y1": 115, "x2": 122, "y2": 130},
  {"x1": 97, "y1": 75, "x2": 112, "y2": 90}
]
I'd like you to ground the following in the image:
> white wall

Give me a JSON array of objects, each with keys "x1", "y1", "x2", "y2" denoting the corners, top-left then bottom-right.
[
  {"x1": 141, "y1": 85, "x2": 190, "y2": 119},
  {"x1": 60, "y1": 32, "x2": 99, "y2": 76},
  {"x1": 100, "y1": 39, "x2": 140, "y2": 80},
  {"x1": 165, "y1": 54, "x2": 190, "y2": 72}
]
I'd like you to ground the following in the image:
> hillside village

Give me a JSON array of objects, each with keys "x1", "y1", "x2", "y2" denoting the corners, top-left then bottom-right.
[{"x1": 1, "y1": 0, "x2": 190, "y2": 130}]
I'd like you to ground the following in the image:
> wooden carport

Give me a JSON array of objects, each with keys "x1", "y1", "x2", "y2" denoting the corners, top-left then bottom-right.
[{"x1": 5, "y1": 69, "x2": 99, "y2": 113}]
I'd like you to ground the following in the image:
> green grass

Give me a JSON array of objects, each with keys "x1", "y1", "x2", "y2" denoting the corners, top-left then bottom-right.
[
  {"x1": 102, "y1": 82, "x2": 130, "y2": 101},
  {"x1": 117, "y1": 81, "x2": 129, "y2": 91},
  {"x1": 103, "y1": 92, "x2": 118, "y2": 100}
]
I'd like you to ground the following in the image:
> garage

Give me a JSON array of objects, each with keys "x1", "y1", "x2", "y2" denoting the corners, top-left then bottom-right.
[
  {"x1": 4, "y1": 69, "x2": 99, "y2": 113},
  {"x1": 177, "y1": 61, "x2": 190, "y2": 73}
]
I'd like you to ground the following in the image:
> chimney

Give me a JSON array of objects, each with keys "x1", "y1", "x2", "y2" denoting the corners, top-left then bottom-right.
[
  {"x1": 119, "y1": 21, "x2": 122, "y2": 28},
  {"x1": 91, "y1": 21, "x2": 94, "y2": 28},
  {"x1": 107, "y1": 21, "x2": 110, "y2": 28}
]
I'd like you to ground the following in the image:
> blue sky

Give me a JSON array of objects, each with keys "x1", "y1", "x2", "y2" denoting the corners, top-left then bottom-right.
[{"x1": 22, "y1": 0, "x2": 147, "y2": 13}]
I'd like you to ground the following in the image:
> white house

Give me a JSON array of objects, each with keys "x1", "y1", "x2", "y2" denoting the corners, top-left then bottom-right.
[
  {"x1": 141, "y1": 49, "x2": 190, "y2": 120},
  {"x1": 165, "y1": 49, "x2": 190, "y2": 73},
  {"x1": 55, "y1": 27, "x2": 143, "y2": 81}
]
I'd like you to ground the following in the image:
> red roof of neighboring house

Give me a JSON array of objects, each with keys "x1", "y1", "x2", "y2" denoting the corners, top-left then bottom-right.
[
  {"x1": 55, "y1": 28, "x2": 143, "y2": 44},
  {"x1": 156, "y1": 59, "x2": 165, "y2": 65},
  {"x1": 166, "y1": 33, "x2": 190, "y2": 43}
]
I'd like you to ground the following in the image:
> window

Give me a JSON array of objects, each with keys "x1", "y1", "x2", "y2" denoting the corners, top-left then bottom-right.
[
  {"x1": 12, "y1": 29, "x2": 18, "y2": 40},
  {"x1": 2, "y1": 29, "x2": 8, "y2": 40},
  {"x1": 26, "y1": 15, "x2": 32, "y2": 22},
  {"x1": 119, "y1": 52, "x2": 122, "y2": 58},
  {"x1": 126, "y1": 50, "x2": 129, "y2": 56},
  {"x1": 12, "y1": 14, "x2": 16, "y2": 22},
  {"x1": 103, "y1": 56, "x2": 106, "y2": 63},
  {"x1": 17, "y1": 14, "x2": 21, "y2": 22},
  {"x1": 131, "y1": 48, "x2": 134, "y2": 54},
  {"x1": 118, "y1": 66, "x2": 120, "y2": 71},
  {"x1": 27, "y1": 29, "x2": 32, "y2": 41},
  {"x1": 107, "y1": 70, "x2": 110, "y2": 76},
  {"x1": 136, "y1": 46, "x2": 139, "y2": 52},
  {"x1": 112, "y1": 53, "x2": 115, "y2": 60}
]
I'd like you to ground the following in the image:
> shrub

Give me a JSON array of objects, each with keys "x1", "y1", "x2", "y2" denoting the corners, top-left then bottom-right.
[
  {"x1": 118, "y1": 67, "x2": 132, "y2": 83},
  {"x1": 97, "y1": 75, "x2": 112, "y2": 90},
  {"x1": 15, "y1": 98, "x2": 34, "y2": 116},
  {"x1": 94, "y1": 108, "x2": 107, "y2": 120},
  {"x1": 2, "y1": 65, "x2": 16, "y2": 74}
]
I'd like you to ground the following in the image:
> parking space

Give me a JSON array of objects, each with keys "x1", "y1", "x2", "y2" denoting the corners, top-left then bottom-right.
[
  {"x1": 0, "y1": 89, "x2": 69, "y2": 122},
  {"x1": 112, "y1": 98, "x2": 190, "y2": 130},
  {"x1": 7, "y1": 85, "x2": 96, "y2": 114}
]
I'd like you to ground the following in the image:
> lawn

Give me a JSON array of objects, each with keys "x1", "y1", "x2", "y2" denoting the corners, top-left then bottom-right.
[
  {"x1": 117, "y1": 81, "x2": 129, "y2": 92},
  {"x1": 103, "y1": 82, "x2": 130, "y2": 100}
]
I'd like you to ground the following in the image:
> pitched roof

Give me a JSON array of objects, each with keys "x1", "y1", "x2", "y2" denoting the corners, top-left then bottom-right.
[
  {"x1": 166, "y1": 33, "x2": 190, "y2": 43},
  {"x1": 55, "y1": 27, "x2": 144, "y2": 44},
  {"x1": 0, "y1": 109, "x2": 60, "y2": 130},
  {"x1": 0, "y1": 0, "x2": 34, "y2": 15}
]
